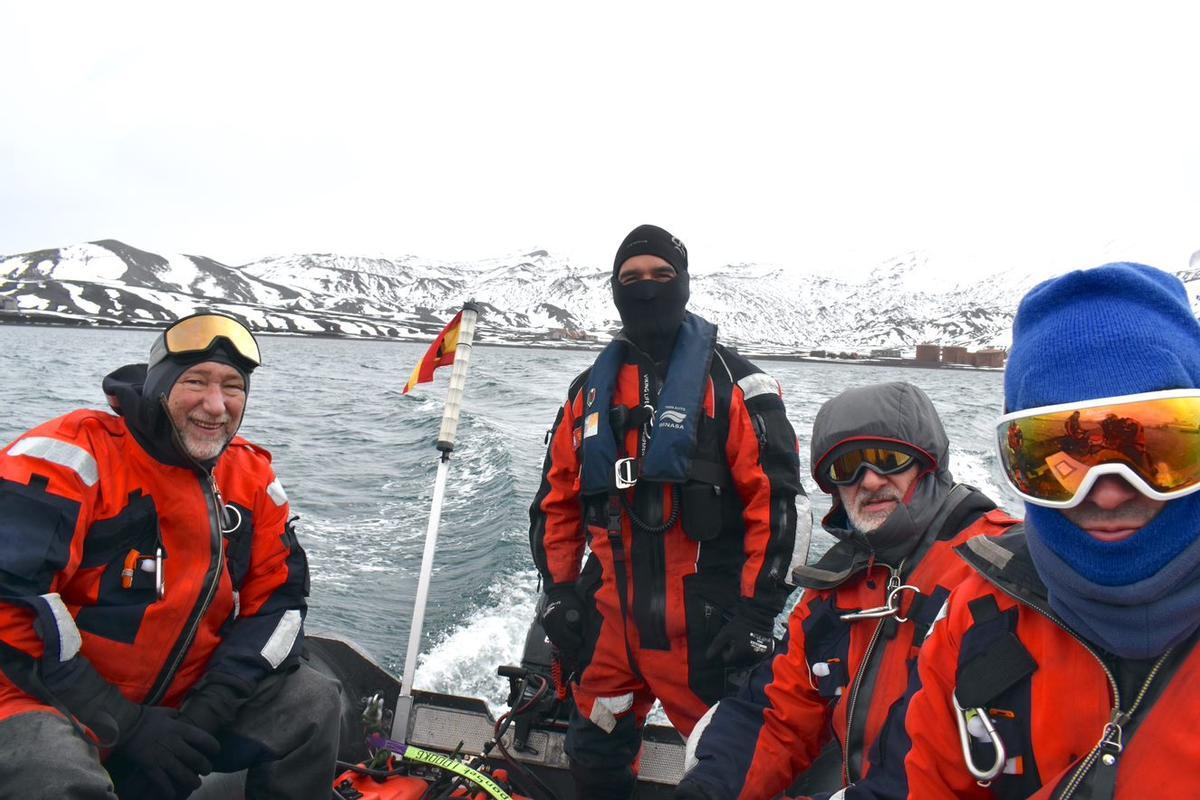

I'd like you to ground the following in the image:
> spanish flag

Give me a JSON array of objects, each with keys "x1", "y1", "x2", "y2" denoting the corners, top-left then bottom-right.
[{"x1": 402, "y1": 312, "x2": 464, "y2": 394}]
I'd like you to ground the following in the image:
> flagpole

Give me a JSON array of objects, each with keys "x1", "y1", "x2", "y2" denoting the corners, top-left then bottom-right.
[{"x1": 394, "y1": 301, "x2": 480, "y2": 741}]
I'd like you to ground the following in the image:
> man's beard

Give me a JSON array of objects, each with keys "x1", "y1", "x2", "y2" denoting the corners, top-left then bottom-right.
[
  {"x1": 845, "y1": 488, "x2": 903, "y2": 533},
  {"x1": 177, "y1": 416, "x2": 234, "y2": 461}
]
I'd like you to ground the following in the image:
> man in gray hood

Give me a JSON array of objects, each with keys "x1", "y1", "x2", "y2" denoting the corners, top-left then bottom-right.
[{"x1": 676, "y1": 382, "x2": 1018, "y2": 800}]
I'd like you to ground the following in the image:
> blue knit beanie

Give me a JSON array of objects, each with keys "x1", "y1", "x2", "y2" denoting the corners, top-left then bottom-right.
[
  {"x1": 1006, "y1": 262, "x2": 1200, "y2": 585},
  {"x1": 1005, "y1": 262, "x2": 1200, "y2": 411}
]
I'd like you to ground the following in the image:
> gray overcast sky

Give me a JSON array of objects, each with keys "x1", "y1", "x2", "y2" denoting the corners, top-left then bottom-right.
[{"x1": 2, "y1": 1, "x2": 1198, "y2": 278}]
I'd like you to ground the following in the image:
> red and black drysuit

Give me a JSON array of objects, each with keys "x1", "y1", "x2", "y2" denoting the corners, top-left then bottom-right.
[
  {"x1": 679, "y1": 380, "x2": 1020, "y2": 800},
  {"x1": 0, "y1": 363, "x2": 323, "y2": 795},
  {"x1": 683, "y1": 498, "x2": 1016, "y2": 800},
  {"x1": 903, "y1": 526, "x2": 1200, "y2": 799},
  {"x1": 529, "y1": 314, "x2": 802, "y2": 794}
]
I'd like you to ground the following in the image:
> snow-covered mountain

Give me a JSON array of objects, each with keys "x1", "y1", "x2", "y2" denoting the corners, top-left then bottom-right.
[{"x1": 2, "y1": 240, "x2": 1196, "y2": 354}]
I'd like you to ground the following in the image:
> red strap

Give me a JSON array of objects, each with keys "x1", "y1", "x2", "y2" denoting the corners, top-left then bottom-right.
[{"x1": 551, "y1": 655, "x2": 568, "y2": 702}]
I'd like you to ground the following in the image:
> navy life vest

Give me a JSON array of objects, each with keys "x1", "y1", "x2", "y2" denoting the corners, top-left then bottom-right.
[{"x1": 580, "y1": 314, "x2": 717, "y2": 495}]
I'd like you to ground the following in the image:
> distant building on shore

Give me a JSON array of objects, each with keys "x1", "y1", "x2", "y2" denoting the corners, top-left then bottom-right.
[
  {"x1": 870, "y1": 347, "x2": 903, "y2": 358},
  {"x1": 915, "y1": 344, "x2": 941, "y2": 363},
  {"x1": 941, "y1": 345, "x2": 970, "y2": 365},
  {"x1": 971, "y1": 348, "x2": 1006, "y2": 368},
  {"x1": 0, "y1": 298, "x2": 19, "y2": 312},
  {"x1": 914, "y1": 343, "x2": 1007, "y2": 368},
  {"x1": 546, "y1": 327, "x2": 592, "y2": 342}
]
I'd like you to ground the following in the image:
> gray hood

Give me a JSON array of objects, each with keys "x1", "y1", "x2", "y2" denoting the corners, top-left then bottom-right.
[
  {"x1": 810, "y1": 381, "x2": 951, "y2": 495},
  {"x1": 793, "y1": 382, "x2": 959, "y2": 587}
]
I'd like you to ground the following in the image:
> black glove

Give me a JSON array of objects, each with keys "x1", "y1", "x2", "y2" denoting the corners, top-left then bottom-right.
[
  {"x1": 179, "y1": 671, "x2": 256, "y2": 736},
  {"x1": 540, "y1": 585, "x2": 585, "y2": 656},
  {"x1": 704, "y1": 601, "x2": 776, "y2": 666},
  {"x1": 674, "y1": 779, "x2": 722, "y2": 800},
  {"x1": 109, "y1": 705, "x2": 220, "y2": 799},
  {"x1": 35, "y1": 647, "x2": 217, "y2": 797}
]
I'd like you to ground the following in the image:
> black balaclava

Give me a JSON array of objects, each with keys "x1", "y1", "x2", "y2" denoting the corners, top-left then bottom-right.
[
  {"x1": 611, "y1": 224, "x2": 690, "y2": 362},
  {"x1": 103, "y1": 339, "x2": 256, "y2": 469}
]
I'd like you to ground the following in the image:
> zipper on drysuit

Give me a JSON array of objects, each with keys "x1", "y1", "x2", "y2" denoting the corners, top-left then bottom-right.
[
  {"x1": 841, "y1": 561, "x2": 904, "y2": 785},
  {"x1": 764, "y1": 494, "x2": 792, "y2": 585},
  {"x1": 976, "y1": 572, "x2": 1173, "y2": 799},
  {"x1": 643, "y1": 484, "x2": 669, "y2": 648},
  {"x1": 143, "y1": 460, "x2": 228, "y2": 705},
  {"x1": 1054, "y1": 647, "x2": 1173, "y2": 799},
  {"x1": 631, "y1": 362, "x2": 670, "y2": 649}
]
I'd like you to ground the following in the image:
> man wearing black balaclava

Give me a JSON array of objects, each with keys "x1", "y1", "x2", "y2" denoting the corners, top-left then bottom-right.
[
  {"x1": 529, "y1": 224, "x2": 808, "y2": 799},
  {"x1": 610, "y1": 224, "x2": 692, "y2": 365}
]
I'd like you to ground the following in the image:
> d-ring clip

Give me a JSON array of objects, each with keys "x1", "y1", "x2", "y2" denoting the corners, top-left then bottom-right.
[
  {"x1": 886, "y1": 583, "x2": 920, "y2": 623},
  {"x1": 615, "y1": 458, "x2": 639, "y2": 490},
  {"x1": 221, "y1": 503, "x2": 243, "y2": 535}
]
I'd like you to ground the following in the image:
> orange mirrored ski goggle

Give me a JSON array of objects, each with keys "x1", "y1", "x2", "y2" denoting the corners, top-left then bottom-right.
[
  {"x1": 815, "y1": 437, "x2": 933, "y2": 489},
  {"x1": 828, "y1": 447, "x2": 916, "y2": 485},
  {"x1": 995, "y1": 389, "x2": 1200, "y2": 508},
  {"x1": 149, "y1": 313, "x2": 261, "y2": 369}
]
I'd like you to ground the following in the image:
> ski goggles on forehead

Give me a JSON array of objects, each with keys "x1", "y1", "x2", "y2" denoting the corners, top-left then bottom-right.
[
  {"x1": 995, "y1": 389, "x2": 1200, "y2": 508},
  {"x1": 150, "y1": 313, "x2": 261, "y2": 369},
  {"x1": 820, "y1": 439, "x2": 931, "y2": 487}
]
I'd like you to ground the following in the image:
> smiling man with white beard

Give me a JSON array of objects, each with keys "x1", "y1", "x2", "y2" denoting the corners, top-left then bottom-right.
[
  {"x1": 677, "y1": 381, "x2": 1018, "y2": 800},
  {"x1": 0, "y1": 312, "x2": 341, "y2": 799}
]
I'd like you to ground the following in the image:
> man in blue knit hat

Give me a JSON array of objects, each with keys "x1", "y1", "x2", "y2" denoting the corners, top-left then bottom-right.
[{"x1": 902, "y1": 262, "x2": 1200, "y2": 797}]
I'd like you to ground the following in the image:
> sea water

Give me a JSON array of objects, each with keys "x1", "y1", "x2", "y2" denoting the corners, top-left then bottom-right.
[{"x1": 0, "y1": 326, "x2": 1018, "y2": 715}]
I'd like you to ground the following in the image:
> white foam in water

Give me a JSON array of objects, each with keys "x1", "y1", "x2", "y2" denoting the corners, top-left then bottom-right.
[
  {"x1": 949, "y1": 446, "x2": 1023, "y2": 516},
  {"x1": 414, "y1": 569, "x2": 542, "y2": 710},
  {"x1": 413, "y1": 567, "x2": 675, "y2": 726}
]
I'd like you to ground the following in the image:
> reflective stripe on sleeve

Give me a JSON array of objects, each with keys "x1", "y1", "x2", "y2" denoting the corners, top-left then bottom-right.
[
  {"x1": 737, "y1": 372, "x2": 781, "y2": 401},
  {"x1": 784, "y1": 493, "x2": 814, "y2": 587},
  {"x1": 588, "y1": 692, "x2": 634, "y2": 734},
  {"x1": 684, "y1": 701, "x2": 720, "y2": 773},
  {"x1": 266, "y1": 478, "x2": 288, "y2": 507},
  {"x1": 260, "y1": 609, "x2": 302, "y2": 668},
  {"x1": 9, "y1": 437, "x2": 99, "y2": 487},
  {"x1": 41, "y1": 593, "x2": 82, "y2": 661}
]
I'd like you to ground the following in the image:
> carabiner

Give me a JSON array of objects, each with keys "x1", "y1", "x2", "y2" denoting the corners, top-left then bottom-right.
[
  {"x1": 839, "y1": 584, "x2": 920, "y2": 622},
  {"x1": 154, "y1": 547, "x2": 165, "y2": 601},
  {"x1": 953, "y1": 692, "x2": 1006, "y2": 784},
  {"x1": 840, "y1": 602, "x2": 897, "y2": 622}
]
